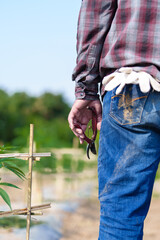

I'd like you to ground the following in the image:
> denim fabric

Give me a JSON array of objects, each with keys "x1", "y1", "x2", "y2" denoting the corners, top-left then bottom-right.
[{"x1": 98, "y1": 85, "x2": 160, "y2": 240}]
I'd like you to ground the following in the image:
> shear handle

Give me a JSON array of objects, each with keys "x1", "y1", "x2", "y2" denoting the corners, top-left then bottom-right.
[
  {"x1": 74, "y1": 107, "x2": 97, "y2": 144},
  {"x1": 74, "y1": 123, "x2": 92, "y2": 144},
  {"x1": 87, "y1": 107, "x2": 97, "y2": 141}
]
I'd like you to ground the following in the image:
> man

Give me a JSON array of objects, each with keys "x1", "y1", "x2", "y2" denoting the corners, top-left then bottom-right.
[{"x1": 68, "y1": 0, "x2": 160, "y2": 239}]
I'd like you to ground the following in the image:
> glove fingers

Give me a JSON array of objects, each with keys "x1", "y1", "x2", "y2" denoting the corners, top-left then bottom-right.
[
  {"x1": 103, "y1": 69, "x2": 160, "y2": 94},
  {"x1": 119, "y1": 67, "x2": 133, "y2": 74},
  {"x1": 104, "y1": 77, "x2": 121, "y2": 91},
  {"x1": 116, "y1": 71, "x2": 137, "y2": 94},
  {"x1": 116, "y1": 82, "x2": 126, "y2": 95},
  {"x1": 102, "y1": 72, "x2": 117, "y2": 85},
  {"x1": 138, "y1": 72, "x2": 150, "y2": 93},
  {"x1": 104, "y1": 74, "x2": 124, "y2": 91},
  {"x1": 126, "y1": 71, "x2": 139, "y2": 84},
  {"x1": 150, "y1": 77, "x2": 160, "y2": 91}
]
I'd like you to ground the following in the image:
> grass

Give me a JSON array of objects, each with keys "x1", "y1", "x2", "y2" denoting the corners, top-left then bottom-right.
[
  {"x1": 156, "y1": 166, "x2": 160, "y2": 180},
  {"x1": 0, "y1": 216, "x2": 43, "y2": 229}
]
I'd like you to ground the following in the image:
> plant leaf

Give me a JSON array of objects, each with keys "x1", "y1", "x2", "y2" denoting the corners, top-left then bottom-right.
[
  {"x1": 3, "y1": 161, "x2": 20, "y2": 169},
  {"x1": 4, "y1": 166, "x2": 25, "y2": 180},
  {"x1": 0, "y1": 158, "x2": 22, "y2": 164},
  {"x1": 0, "y1": 158, "x2": 10, "y2": 163},
  {"x1": 8, "y1": 157, "x2": 24, "y2": 162},
  {"x1": 3, "y1": 164, "x2": 25, "y2": 179},
  {"x1": 0, "y1": 188, "x2": 12, "y2": 210},
  {"x1": 0, "y1": 182, "x2": 20, "y2": 189},
  {"x1": 0, "y1": 145, "x2": 18, "y2": 152}
]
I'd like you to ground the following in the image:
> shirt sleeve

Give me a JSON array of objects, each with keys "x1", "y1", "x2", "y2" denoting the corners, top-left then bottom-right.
[{"x1": 73, "y1": 0, "x2": 117, "y2": 100}]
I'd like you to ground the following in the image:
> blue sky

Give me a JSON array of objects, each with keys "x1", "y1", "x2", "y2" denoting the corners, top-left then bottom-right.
[{"x1": 0, "y1": 1, "x2": 81, "y2": 104}]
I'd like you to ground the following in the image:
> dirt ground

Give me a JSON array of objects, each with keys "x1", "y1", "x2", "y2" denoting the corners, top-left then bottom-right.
[
  {"x1": 61, "y1": 197, "x2": 160, "y2": 240},
  {"x1": 0, "y1": 171, "x2": 160, "y2": 239}
]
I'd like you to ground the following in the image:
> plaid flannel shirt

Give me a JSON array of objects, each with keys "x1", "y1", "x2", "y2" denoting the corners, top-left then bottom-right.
[{"x1": 73, "y1": 0, "x2": 160, "y2": 100}]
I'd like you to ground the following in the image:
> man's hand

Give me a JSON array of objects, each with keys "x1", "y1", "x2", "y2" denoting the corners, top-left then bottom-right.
[{"x1": 68, "y1": 99, "x2": 102, "y2": 144}]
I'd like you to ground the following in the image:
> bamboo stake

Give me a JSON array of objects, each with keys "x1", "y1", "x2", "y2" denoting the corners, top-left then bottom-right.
[
  {"x1": 0, "y1": 203, "x2": 51, "y2": 217},
  {"x1": 26, "y1": 124, "x2": 34, "y2": 240},
  {"x1": 0, "y1": 153, "x2": 51, "y2": 159},
  {"x1": 0, "y1": 124, "x2": 52, "y2": 239}
]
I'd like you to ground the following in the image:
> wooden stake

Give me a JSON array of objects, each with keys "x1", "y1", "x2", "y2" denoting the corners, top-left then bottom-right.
[
  {"x1": 0, "y1": 203, "x2": 51, "y2": 217},
  {"x1": 0, "y1": 152, "x2": 51, "y2": 159},
  {"x1": 0, "y1": 124, "x2": 52, "y2": 239},
  {"x1": 26, "y1": 124, "x2": 34, "y2": 240}
]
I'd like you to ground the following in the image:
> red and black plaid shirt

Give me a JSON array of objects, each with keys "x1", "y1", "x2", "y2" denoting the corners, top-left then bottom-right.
[{"x1": 73, "y1": 0, "x2": 160, "y2": 100}]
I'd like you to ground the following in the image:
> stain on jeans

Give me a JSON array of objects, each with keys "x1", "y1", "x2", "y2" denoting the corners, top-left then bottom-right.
[{"x1": 109, "y1": 85, "x2": 149, "y2": 125}]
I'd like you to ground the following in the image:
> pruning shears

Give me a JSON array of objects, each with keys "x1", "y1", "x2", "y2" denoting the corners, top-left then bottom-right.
[{"x1": 74, "y1": 106, "x2": 97, "y2": 159}]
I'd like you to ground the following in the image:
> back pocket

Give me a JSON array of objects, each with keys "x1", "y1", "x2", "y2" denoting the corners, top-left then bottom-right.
[{"x1": 110, "y1": 85, "x2": 149, "y2": 125}]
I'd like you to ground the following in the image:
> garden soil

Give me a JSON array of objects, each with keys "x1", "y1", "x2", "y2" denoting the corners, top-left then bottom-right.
[{"x1": 61, "y1": 197, "x2": 160, "y2": 240}]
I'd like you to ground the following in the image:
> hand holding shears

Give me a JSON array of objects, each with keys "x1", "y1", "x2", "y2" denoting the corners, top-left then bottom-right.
[
  {"x1": 68, "y1": 98, "x2": 102, "y2": 159},
  {"x1": 74, "y1": 106, "x2": 97, "y2": 159}
]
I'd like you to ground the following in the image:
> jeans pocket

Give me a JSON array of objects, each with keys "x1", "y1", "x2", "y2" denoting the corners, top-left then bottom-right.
[{"x1": 109, "y1": 85, "x2": 149, "y2": 125}]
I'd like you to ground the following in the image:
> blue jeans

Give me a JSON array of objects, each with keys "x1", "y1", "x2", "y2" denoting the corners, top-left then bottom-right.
[{"x1": 98, "y1": 85, "x2": 160, "y2": 239}]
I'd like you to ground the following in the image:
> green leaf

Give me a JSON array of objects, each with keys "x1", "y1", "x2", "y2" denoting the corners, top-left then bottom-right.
[
  {"x1": 0, "y1": 188, "x2": 12, "y2": 210},
  {"x1": 3, "y1": 163, "x2": 25, "y2": 179},
  {"x1": 0, "y1": 158, "x2": 24, "y2": 164},
  {"x1": 0, "y1": 182, "x2": 20, "y2": 189},
  {"x1": 0, "y1": 145, "x2": 17, "y2": 152},
  {"x1": 2, "y1": 146, "x2": 17, "y2": 151},
  {"x1": 0, "y1": 145, "x2": 5, "y2": 151},
  {"x1": 3, "y1": 161, "x2": 20, "y2": 169},
  {"x1": 0, "y1": 158, "x2": 10, "y2": 163},
  {"x1": 8, "y1": 157, "x2": 25, "y2": 162},
  {"x1": 5, "y1": 166, "x2": 25, "y2": 180}
]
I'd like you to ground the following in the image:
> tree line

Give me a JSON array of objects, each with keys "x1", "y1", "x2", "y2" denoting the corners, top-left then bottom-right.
[{"x1": 0, "y1": 89, "x2": 74, "y2": 149}]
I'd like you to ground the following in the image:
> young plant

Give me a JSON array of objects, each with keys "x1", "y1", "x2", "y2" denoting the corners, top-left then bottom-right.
[{"x1": 0, "y1": 146, "x2": 25, "y2": 210}]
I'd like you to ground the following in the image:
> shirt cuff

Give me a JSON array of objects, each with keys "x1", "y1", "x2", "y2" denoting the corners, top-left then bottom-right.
[{"x1": 75, "y1": 82, "x2": 99, "y2": 100}]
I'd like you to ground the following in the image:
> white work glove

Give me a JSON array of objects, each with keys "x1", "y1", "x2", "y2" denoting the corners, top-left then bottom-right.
[{"x1": 102, "y1": 67, "x2": 160, "y2": 95}]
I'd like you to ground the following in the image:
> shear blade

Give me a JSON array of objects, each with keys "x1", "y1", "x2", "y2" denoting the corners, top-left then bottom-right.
[
  {"x1": 90, "y1": 142, "x2": 96, "y2": 155},
  {"x1": 87, "y1": 145, "x2": 90, "y2": 159}
]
